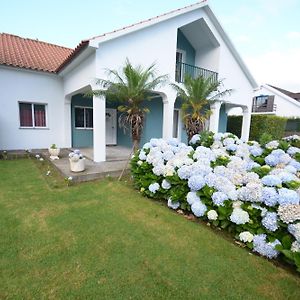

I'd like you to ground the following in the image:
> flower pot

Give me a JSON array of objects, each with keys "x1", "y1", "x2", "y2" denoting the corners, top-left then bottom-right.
[
  {"x1": 69, "y1": 158, "x2": 85, "y2": 172},
  {"x1": 48, "y1": 148, "x2": 60, "y2": 159}
]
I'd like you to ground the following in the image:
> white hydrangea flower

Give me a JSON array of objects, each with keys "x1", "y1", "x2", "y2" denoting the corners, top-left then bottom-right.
[
  {"x1": 207, "y1": 210, "x2": 218, "y2": 220},
  {"x1": 265, "y1": 140, "x2": 279, "y2": 150},
  {"x1": 239, "y1": 231, "x2": 254, "y2": 243},
  {"x1": 277, "y1": 204, "x2": 300, "y2": 223},
  {"x1": 291, "y1": 241, "x2": 300, "y2": 252},
  {"x1": 230, "y1": 208, "x2": 250, "y2": 225}
]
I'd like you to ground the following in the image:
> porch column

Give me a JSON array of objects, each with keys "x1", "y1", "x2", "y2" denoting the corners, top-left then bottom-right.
[
  {"x1": 63, "y1": 95, "x2": 72, "y2": 148},
  {"x1": 241, "y1": 107, "x2": 251, "y2": 141},
  {"x1": 162, "y1": 95, "x2": 175, "y2": 139},
  {"x1": 209, "y1": 101, "x2": 221, "y2": 133},
  {"x1": 93, "y1": 94, "x2": 106, "y2": 162}
]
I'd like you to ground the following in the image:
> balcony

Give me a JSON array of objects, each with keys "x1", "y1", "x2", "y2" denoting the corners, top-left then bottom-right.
[
  {"x1": 252, "y1": 103, "x2": 277, "y2": 113},
  {"x1": 252, "y1": 95, "x2": 276, "y2": 113},
  {"x1": 175, "y1": 62, "x2": 218, "y2": 83}
]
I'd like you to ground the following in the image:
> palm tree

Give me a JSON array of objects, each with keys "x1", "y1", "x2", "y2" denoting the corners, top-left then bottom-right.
[
  {"x1": 92, "y1": 59, "x2": 168, "y2": 151},
  {"x1": 171, "y1": 74, "x2": 231, "y2": 141}
]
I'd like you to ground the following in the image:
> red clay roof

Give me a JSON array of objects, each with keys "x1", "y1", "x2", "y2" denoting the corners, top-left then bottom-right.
[
  {"x1": 1, "y1": 1, "x2": 208, "y2": 73},
  {"x1": 0, "y1": 33, "x2": 73, "y2": 73}
]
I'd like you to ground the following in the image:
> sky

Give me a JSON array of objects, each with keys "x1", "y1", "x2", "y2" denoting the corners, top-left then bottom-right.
[{"x1": 1, "y1": 0, "x2": 300, "y2": 91}]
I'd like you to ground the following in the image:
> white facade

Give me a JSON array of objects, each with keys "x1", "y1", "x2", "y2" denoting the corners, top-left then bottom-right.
[
  {"x1": 253, "y1": 85, "x2": 300, "y2": 117},
  {"x1": 0, "y1": 1, "x2": 257, "y2": 160},
  {"x1": 0, "y1": 66, "x2": 65, "y2": 150}
]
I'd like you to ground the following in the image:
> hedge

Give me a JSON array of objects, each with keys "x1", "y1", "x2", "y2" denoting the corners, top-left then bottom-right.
[{"x1": 227, "y1": 115, "x2": 287, "y2": 141}]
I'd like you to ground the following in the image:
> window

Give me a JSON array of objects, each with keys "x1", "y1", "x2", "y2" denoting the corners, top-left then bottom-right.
[
  {"x1": 75, "y1": 107, "x2": 93, "y2": 129},
  {"x1": 19, "y1": 102, "x2": 47, "y2": 128},
  {"x1": 255, "y1": 95, "x2": 269, "y2": 107}
]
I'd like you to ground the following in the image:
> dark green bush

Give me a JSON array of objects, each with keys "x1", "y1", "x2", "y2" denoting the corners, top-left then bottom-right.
[
  {"x1": 227, "y1": 115, "x2": 287, "y2": 140},
  {"x1": 226, "y1": 116, "x2": 242, "y2": 137}
]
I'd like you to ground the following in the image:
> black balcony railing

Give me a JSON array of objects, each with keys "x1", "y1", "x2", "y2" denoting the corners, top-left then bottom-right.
[
  {"x1": 252, "y1": 103, "x2": 277, "y2": 113},
  {"x1": 175, "y1": 62, "x2": 218, "y2": 83}
]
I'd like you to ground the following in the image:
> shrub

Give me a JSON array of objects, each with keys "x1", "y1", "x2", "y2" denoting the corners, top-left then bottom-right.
[
  {"x1": 250, "y1": 115, "x2": 287, "y2": 141},
  {"x1": 226, "y1": 116, "x2": 242, "y2": 137},
  {"x1": 131, "y1": 132, "x2": 300, "y2": 273},
  {"x1": 227, "y1": 115, "x2": 287, "y2": 141}
]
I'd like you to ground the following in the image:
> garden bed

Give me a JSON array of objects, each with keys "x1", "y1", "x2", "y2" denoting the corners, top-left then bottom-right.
[{"x1": 131, "y1": 132, "x2": 300, "y2": 273}]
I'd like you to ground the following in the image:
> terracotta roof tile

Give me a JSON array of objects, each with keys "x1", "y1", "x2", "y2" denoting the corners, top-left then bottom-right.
[{"x1": 0, "y1": 33, "x2": 73, "y2": 73}]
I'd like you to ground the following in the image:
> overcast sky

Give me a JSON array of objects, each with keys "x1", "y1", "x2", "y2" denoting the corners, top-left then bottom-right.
[{"x1": 1, "y1": 0, "x2": 299, "y2": 91}]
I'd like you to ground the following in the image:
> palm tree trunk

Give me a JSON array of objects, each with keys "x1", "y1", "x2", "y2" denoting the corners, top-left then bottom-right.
[
  {"x1": 131, "y1": 113, "x2": 143, "y2": 152},
  {"x1": 186, "y1": 117, "x2": 203, "y2": 142}
]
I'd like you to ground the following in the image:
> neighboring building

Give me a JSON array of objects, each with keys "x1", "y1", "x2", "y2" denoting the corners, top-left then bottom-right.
[
  {"x1": 253, "y1": 84, "x2": 300, "y2": 117},
  {"x1": 0, "y1": 0, "x2": 258, "y2": 161}
]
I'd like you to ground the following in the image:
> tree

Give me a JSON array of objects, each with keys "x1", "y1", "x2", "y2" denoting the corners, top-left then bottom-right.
[
  {"x1": 171, "y1": 74, "x2": 231, "y2": 141},
  {"x1": 92, "y1": 59, "x2": 168, "y2": 151}
]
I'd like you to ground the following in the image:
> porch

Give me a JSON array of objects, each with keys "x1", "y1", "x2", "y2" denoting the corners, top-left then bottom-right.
[{"x1": 49, "y1": 146, "x2": 132, "y2": 182}]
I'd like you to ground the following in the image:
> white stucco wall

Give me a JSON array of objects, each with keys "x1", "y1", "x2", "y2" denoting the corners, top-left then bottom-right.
[
  {"x1": 254, "y1": 86, "x2": 300, "y2": 117},
  {"x1": 94, "y1": 7, "x2": 254, "y2": 110},
  {"x1": 62, "y1": 52, "x2": 96, "y2": 96},
  {"x1": 0, "y1": 66, "x2": 66, "y2": 150}
]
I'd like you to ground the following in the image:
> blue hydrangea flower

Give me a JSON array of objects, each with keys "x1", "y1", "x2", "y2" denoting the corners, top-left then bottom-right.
[
  {"x1": 226, "y1": 144, "x2": 238, "y2": 152},
  {"x1": 191, "y1": 200, "x2": 207, "y2": 217},
  {"x1": 261, "y1": 175, "x2": 282, "y2": 187},
  {"x1": 284, "y1": 165, "x2": 297, "y2": 174},
  {"x1": 167, "y1": 138, "x2": 179, "y2": 147},
  {"x1": 278, "y1": 188, "x2": 300, "y2": 205},
  {"x1": 188, "y1": 175, "x2": 206, "y2": 191},
  {"x1": 178, "y1": 165, "x2": 192, "y2": 180},
  {"x1": 261, "y1": 187, "x2": 278, "y2": 206},
  {"x1": 167, "y1": 198, "x2": 180, "y2": 210},
  {"x1": 211, "y1": 191, "x2": 228, "y2": 206},
  {"x1": 186, "y1": 192, "x2": 200, "y2": 205},
  {"x1": 289, "y1": 159, "x2": 300, "y2": 171},
  {"x1": 253, "y1": 234, "x2": 281, "y2": 259},
  {"x1": 262, "y1": 212, "x2": 279, "y2": 232},
  {"x1": 288, "y1": 223, "x2": 300, "y2": 241},
  {"x1": 139, "y1": 150, "x2": 147, "y2": 160},
  {"x1": 246, "y1": 160, "x2": 261, "y2": 171},
  {"x1": 278, "y1": 171, "x2": 296, "y2": 183},
  {"x1": 148, "y1": 183, "x2": 160, "y2": 194},
  {"x1": 287, "y1": 146, "x2": 300, "y2": 156},
  {"x1": 249, "y1": 145, "x2": 263, "y2": 157},
  {"x1": 162, "y1": 179, "x2": 171, "y2": 190},
  {"x1": 264, "y1": 154, "x2": 279, "y2": 167}
]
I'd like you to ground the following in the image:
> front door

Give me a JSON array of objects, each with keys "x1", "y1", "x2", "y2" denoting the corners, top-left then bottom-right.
[{"x1": 106, "y1": 108, "x2": 117, "y2": 145}]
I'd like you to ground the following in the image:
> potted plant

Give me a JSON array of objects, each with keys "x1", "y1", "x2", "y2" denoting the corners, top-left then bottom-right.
[
  {"x1": 69, "y1": 149, "x2": 85, "y2": 172},
  {"x1": 48, "y1": 144, "x2": 60, "y2": 159}
]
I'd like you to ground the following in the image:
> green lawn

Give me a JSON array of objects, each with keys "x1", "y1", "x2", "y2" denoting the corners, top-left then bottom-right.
[{"x1": 0, "y1": 159, "x2": 300, "y2": 299}]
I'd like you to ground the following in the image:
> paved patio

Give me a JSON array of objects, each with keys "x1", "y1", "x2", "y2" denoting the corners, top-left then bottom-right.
[{"x1": 46, "y1": 146, "x2": 133, "y2": 182}]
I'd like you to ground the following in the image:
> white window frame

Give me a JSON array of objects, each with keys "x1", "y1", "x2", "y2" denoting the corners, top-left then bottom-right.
[
  {"x1": 18, "y1": 101, "x2": 48, "y2": 129},
  {"x1": 173, "y1": 108, "x2": 182, "y2": 141},
  {"x1": 74, "y1": 106, "x2": 93, "y2": 130}
]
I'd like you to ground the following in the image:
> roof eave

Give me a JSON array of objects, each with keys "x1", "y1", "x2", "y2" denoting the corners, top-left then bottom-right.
[{"x1": 203, "y1": 6, "x2": 258, "y2": 89}]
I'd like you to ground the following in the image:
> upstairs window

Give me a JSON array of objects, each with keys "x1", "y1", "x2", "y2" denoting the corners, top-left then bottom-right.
[
  {"x1": 74, "y1": 107, "x2": 93, "y2": 129},
  {"x1": 19, "y1": 102, "x2": 47, "y2": 127}
]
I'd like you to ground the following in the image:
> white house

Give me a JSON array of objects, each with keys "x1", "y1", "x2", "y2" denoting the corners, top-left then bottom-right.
[
  {"x1": 0, "y1": 0, "x2": 258, "y2": 162},
  {"x1": 253, "y1": 84, "x2": 300, "y2": 117}
]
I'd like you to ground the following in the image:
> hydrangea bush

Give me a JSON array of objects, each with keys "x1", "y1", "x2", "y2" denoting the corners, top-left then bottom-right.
[{"x1": 131, "y1": 132, "x2": 300, "y2": 272}]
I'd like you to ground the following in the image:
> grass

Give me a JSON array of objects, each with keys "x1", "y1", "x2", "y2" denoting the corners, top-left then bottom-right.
[{"x1": 0, "y1": 159, "x2": 300, "y2": 299}]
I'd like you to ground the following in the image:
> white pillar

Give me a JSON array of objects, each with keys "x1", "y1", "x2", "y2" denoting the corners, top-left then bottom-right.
[
  {"x1": 93, "y1": 95, "x2": 106, "y2": 162},
  {"x1": 162, "y1": 99, "x2": 175, "y2": 139},
  {"x1": 209, "y1": 101, "x2": 221, "y2": 133},
  {"x1": 63, "y1": 95, "x2": 72, "y2": 148},
  {"x1": 241, "y1": 107, "x2": 251, "y2": 141}
]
